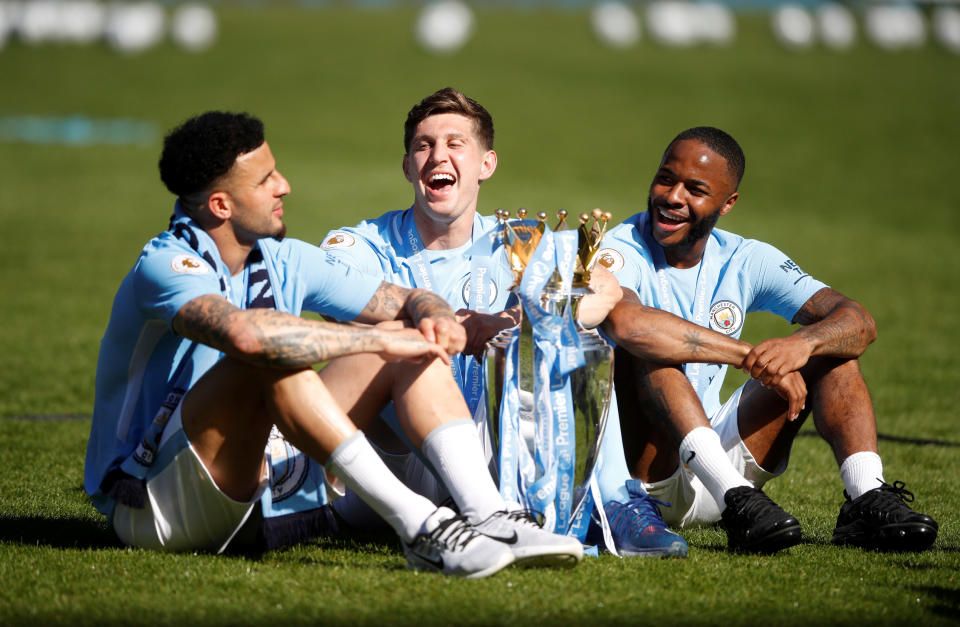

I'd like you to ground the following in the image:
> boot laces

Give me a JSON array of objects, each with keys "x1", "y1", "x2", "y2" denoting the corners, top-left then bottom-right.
[{"x1": 425, "y1": 515, "x2": 480, "y2": 552}]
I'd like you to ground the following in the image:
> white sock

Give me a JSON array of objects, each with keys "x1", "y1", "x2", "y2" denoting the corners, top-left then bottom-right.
[
  {"x1": 325, "y1": 432, "x2": 436, "y2": 542},
  {"x1": 839, "y1": 451, "x2": 885, "y2": 499},
  {"x1": 421, "y1": 418, "x2": 506, "y2": 522},
  {"x1": 679, "y1": 426, "x2": 753, "y2": 511}
]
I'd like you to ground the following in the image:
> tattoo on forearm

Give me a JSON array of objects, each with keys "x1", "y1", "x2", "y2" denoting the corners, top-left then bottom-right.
[
  {"x1": 241, "y1": 311, "x2": 376, "y2": 367},
  {"x1": 175, "y1": 295, "x2": 385, "y2": 368},
  {"x1": 406, "y1": 289, "x2": 455, "y2": 322},
  {"x1": 363, "y1": 282, "x2": 406, "y2": 319},
  {"x1": 682, "y1": 328, "x2": 706, "y2": 358},
  {"x1": 810, "y1": 317, "x2": 859, "y2": 354}
]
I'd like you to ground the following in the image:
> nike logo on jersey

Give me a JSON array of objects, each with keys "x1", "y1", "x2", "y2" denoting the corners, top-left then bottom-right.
[{"x1": 684, "y1": 450, "x2": 696, "y2": 465}]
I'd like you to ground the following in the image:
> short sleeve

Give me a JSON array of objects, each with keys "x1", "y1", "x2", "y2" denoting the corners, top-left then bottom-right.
[
  {"x1": 296, "y1": 242, "x2": 383, "y2": 321},
  {"x1": 744, "y1": 241, "x2": 829, "y2": 321},
  {"x1": 319, "y1": 228, "x2": 385, "y2": 276},
  {"x1": 133, "y1": 245, "x2": 222, "y2": 326}
]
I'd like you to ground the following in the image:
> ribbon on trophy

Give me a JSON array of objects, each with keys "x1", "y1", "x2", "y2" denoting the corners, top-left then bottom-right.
[
  {"x1": 487, "y1": 209, "x2": 613, "y2": 542},
  {"x1": 518, "y1": 226, "x2": 583, "y2": 534}
]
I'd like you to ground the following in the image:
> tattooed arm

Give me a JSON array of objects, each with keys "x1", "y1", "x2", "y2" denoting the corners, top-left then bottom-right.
[
  {"x1": 603, "y1": 288, "x2": 752, "y2": 367},
  {"x1": 353, "y1": 282, "x2": 466, "y2": 355},
  {"x1": 792, "y1": 287, "x2": 877, "y2": 356},
  {"x1": 606, "y1": 289, "x2": 807, "y2": 420},
  {"x1": 172, "y1": 294, "x2": 449, "y2": 368},
  {"x1": 741, "y1": 287, "x2": 876, "y2": 385}
]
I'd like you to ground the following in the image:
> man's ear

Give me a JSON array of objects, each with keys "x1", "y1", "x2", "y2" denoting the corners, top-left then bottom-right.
[
  {"x1": 206, "y1": 190, "x2": 232, "y2": 220},
  {"x1": 719, "y1": 191, "x2": 738, "y2": 217},
  {"x1": 479, "y1": 149, "x2": 497, "y2": 182},
  {"x1": 402, "y1": 154, "x2": 415, "y2": 183}
]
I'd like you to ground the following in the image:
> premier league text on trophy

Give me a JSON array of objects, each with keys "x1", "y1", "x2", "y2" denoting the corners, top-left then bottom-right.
[{"x1": 484, "y1": 209, "x2": 614, "y2": 541}]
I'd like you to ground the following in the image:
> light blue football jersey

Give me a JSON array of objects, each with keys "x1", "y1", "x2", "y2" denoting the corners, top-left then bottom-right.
[
  {"x1": 85, "y1": 213, "x2": 382, "y2": 514},
  {"x1": 600, "y1": 210, "x2": 828, "y2": 416},
  {"x1": 321, "y1": 207, "x2": 513, "y2": 313},
  {"x1": 322, "y1": 207, "x2": 634, "y2": 506}
]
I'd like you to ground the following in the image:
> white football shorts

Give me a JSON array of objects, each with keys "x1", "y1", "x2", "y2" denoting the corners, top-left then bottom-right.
[
  {"x1": 642, "y1": 384, "x2": 788, "y2": 528},
  {"x1": 112, "y1": 404, "x2": 268, "y2": 553}
]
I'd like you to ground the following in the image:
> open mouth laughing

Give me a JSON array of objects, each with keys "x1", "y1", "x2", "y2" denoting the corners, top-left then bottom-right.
[
  {"x1": 654, "y1": 205, "x2": 689, "y2": 232},
  {"x1": 427, "y1": 171, "x2": 456, "y2": 192}
]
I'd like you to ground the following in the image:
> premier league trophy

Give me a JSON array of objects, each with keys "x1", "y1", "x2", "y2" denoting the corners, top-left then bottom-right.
[{"x1": 484, "y1": 208, "x2": 615, "y2": 540}]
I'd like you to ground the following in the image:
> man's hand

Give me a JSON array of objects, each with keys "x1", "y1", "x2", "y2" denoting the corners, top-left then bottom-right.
[
  {"x1": 455, "y1": 306, "x2": 521, "y2": 360},
  {"x1": 577, "y1": 267, "x2": 623, "y2": 328},
  {"x1": 417, "y1": 314, "x2": 467, "y2": 356},
  {"x1": 357, "y1": 283, "x2": 467, "y2": 356},
  {"x1": 741, "y1": 335, "x2": 813, "y2": 388},
  {"x1": 374, "y1": 326, "x2": 452, "y2": 365},
  {"x1": 768, "y1": 370, "x2": 807, "y2": 421}
]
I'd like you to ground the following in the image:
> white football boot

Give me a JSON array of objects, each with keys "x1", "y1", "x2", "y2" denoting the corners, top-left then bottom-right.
[
  {"x1": 472, "y1": 507, "x2": 584, "y2": 567},
  {"x1": 403, "y1": 507, "x2": 515, "y2": 578}
]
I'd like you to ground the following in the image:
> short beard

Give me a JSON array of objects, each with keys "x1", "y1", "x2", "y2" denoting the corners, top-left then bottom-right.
[
  {"x1": 685, "y1": 208, "x2": 721, "y2": 244},
  {"x1": 235, "y1": 221, "x2": 286, "y2": 245},
  {"x1": 647, "y1": 197, "x2": 721, "y2": 249}
]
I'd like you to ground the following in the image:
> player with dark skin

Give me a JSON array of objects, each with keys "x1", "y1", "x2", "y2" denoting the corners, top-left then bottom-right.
[
  {"x1": 600, "y1": 130, "x2": 936, "y2": 552},
  {"x1": 607, "y1": 137, "x2": 877, "y2": 480}
]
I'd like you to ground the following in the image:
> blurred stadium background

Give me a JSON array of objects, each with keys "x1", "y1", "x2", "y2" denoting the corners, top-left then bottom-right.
[
  {"x1": 1, "y1": 0, "x2": 959, "y2": 55},
  {"x1": 1, "y1": 2, "x2": 958, "y2": 624},
  {"x1": 2, "y1": 0, "x2": 958, "y2": 420}
]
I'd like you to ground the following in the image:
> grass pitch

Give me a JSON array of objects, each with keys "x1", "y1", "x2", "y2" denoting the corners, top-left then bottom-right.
[{"x1": 1, "y1": 5, "x2": 958, "y2": 625}]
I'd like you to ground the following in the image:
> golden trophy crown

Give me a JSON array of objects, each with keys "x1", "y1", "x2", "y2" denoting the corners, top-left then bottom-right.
[{"x1": 496, "y1": 208, "x2": 612, "y2": 290}]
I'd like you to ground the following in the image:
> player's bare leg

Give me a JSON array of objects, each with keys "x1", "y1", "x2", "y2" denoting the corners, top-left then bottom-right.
[
  {"x1": 791, "y1": 357, "x2": 937, "y2": 551},
  {"x1": 318, "y1": 352, "x2": 466, "y2": 447},
  {"x1": 614, "y1": 349, "x2": 799, "y2": 553},
  {"x1": 614, "y1": 351, "x2": 706, "y2": 482},
  {"x1": 320, "y1": 352, "x2": 585, "y2": 566},
  {"x1": 181, "y1": 356, "x2": 520, "y2": 576}
]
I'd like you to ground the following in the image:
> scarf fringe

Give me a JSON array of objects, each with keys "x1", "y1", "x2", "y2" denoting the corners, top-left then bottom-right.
[
  {"x1": 100, "y1": 468, "x2": 146, "y2": 509},
  {"x1": 258, "y1": 505, "x2": 340, "y2": 551}
]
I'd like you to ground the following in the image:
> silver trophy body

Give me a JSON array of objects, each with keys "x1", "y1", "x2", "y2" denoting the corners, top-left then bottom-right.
[{"x1": 483, "y1": 212, "x2": 615, "y2": 535}]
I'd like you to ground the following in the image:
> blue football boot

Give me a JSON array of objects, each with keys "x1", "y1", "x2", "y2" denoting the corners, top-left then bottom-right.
[{"x1": 601, "y1": 480, "x2": 688, "y2": 558}]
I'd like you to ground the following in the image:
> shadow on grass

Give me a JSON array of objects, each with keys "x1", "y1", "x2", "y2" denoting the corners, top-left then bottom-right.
[
  {"x1": 229, "y1": 525, "x2": 407, "y2": 571},
  {"x1": 908, "y1": 585, "x2": 960, "y2": 621},
  {"x1": 0, "y1": 514, "x2": 119, "y2": 549},
  {"x1": 798, "y1": 430, "x2": 960, "y2": 448}
]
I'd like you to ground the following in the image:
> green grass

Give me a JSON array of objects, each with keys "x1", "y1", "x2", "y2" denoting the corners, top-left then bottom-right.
[{"x1": 1, "y1": 5, "x2": 959, "y2": 625}]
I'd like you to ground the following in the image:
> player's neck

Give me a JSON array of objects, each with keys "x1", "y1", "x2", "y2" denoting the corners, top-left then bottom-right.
[
  {"x1": 206, "y1": 222, "x2": 254, "y2": 275},
  {"x1": 664, "y1": 238, "x2": 707, "y2": 269},
  {"x1": 414, "y1": 208, "x2": 475, "y2": 251}
]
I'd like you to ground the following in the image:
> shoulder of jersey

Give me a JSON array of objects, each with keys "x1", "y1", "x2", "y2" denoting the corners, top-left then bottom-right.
[{"x1": 320, "y1": 230, "x2": 363, "y2": 251}]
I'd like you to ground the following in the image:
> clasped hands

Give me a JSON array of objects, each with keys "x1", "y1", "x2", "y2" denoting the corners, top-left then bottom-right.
[{"x1": 739, "y1": 335, "x2": 813, "y2": 421}]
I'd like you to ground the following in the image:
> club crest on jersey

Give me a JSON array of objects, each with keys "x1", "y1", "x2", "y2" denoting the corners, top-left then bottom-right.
[
  {"x1": 595, "y1": 248, "x2": 625, "y2": 273},
  {"x1": 709, "y1": 300, "x2": 743, "y2": 335},
  {"x1": 170, "y1": 254, "x2": 210, "y2": 275},
  {"x1": 266, "y1": 427, "x2": 310, "y2": 502},
  {"x1": 321, "y1": 232, "x2": 356, "y2": 250},
  {"x1": 461, "y1": 276, "x2": 499, "y2": 308}
]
